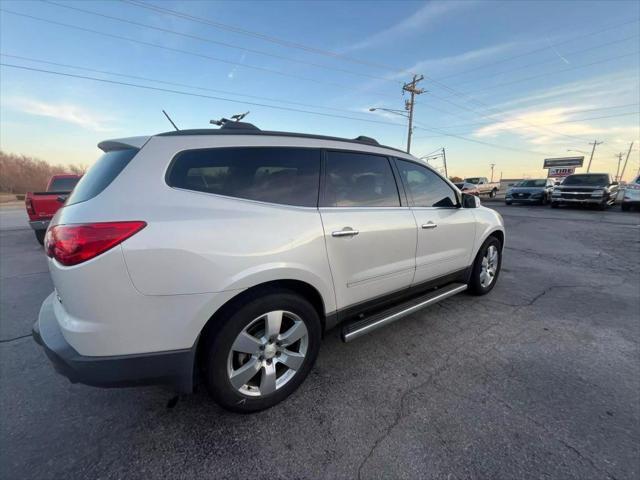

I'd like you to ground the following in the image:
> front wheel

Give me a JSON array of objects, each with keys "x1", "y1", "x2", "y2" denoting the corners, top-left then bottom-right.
[
  {"x1": 621, "y1": 203, "x2": 631, "y2": 211},
  {"x1": 468, "y1": 237, "x2": 502, "y2": 295},
  {"x1": 551, "y1": 202, "x2": 559, "y2": 208},
  {"x1": 202, "y1": 291, "x2": 321, "y2": 413}
]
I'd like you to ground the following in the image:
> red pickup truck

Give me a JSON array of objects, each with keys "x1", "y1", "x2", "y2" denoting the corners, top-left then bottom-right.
[{"x1": 25, "y1": 174, "x2": 82, "y2": 244}]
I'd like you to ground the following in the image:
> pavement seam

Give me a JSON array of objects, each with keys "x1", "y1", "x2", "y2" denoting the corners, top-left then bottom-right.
[{"x1": 0, "y1": 333, "x2": 31, "y2": 343}]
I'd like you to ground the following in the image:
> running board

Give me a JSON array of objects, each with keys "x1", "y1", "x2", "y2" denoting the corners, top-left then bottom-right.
[{"x1": 341, "y1": 283, "x2": 468, "y2": 342}]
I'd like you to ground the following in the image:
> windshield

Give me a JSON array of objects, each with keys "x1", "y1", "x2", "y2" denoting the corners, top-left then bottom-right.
[
  {"x1": 465, "y1": 177, "x2": 481, "y2": 184},
  {"x1": 517, "y1": 180, "x2": 546, "y2": 187},
  {"x1": 562, "y1": 174, "x2": 609, "y2": 186}
]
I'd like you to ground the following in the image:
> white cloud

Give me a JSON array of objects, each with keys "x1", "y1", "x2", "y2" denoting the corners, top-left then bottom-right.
[
  {"x1": 5, "y1": 97, "x2": 114, "y2": 132},
  {"x1": 473, "y1": 105, "x2": 640, "y2": 145},
  {"x1": 342, "y1": 1, "x2": 476, "y2": 53}
]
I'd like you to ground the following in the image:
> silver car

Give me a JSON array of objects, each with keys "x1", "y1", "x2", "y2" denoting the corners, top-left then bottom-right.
[
  {"x1": 505, "y1": 178, "x2": 555, "y2": 205},
  {"x1": 621, "y1": 174, "x2": 640, "y2": 211}
]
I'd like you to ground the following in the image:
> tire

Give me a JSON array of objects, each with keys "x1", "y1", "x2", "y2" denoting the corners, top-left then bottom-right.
[
  {"x1": 34, "y1": 229, "x2": 46, "y2": 246},
  {"x1": 505, "y1": 201, "x2": 512, "y2": 205},
  {"x1": 621, "y1": 203, "x2": 630, "y2": 212},
  {"x1": 489, "y1": 189, "x2": 497, "y2": 198},
  {"x1": 202, "y1": 291, "x2": 321, "y2": 413},
  {"x1": 551, "y1": 202, "x2": 559, "y2": 208},
  {"x1": 598, "y1": 202, "x2": 607, "y2": 211},
  {"x1": 468, "y1": 236, "x2": 502, "y2": 296}
]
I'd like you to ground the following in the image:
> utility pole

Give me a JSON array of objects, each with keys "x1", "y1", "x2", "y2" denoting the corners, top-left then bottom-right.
[
  {"x1": 489, "y1": 163, "x2": 496, "y2": 182},
  {"x1": 442, "y1": 147, "x2": 448, "y2": 178},
  {"x1": 587, "y1": 140, "x2": 603, "y2": 172},
  {"x1": 619, "y1": 141, "x2": 634, "y2": 182},
  {"x1": 614, "y1": 153, "x2": 623, "y2": 182},
  {"x1": 402, "y1": 74, "x2": 424, "y2": 154}
]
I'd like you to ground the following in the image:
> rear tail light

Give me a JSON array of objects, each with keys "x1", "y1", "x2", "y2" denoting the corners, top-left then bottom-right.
[
  {"x1": 45, "y1": 221, "x2": 146, "y2": 266},
  {"x1": 25, "y1": 197, "x2": 35, "y2": 215}
]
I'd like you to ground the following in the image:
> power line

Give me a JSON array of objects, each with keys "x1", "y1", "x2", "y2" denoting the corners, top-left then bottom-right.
[
  {"x1": 445, "y1": 50, "x2": 640, "y2": 95},
  {"x1": 43, "y1": 0, "x2": 402, "y2": 84},
  {"x1": 446, "y1": 33, "x2": 640, "y2": 88},
  {"x1": 121, "y1": 0, "x2": 413, "y2": 75},
  {"x1": 413, "y1": 49, "x2": 640, "y2": 145},
  {"x1": 0, "y1": 62, "x2": 557, "y2": 158},
  {"x1": 436, "y1": 17, "x2": 640, "y2": 81},
  {"x1": 0, "y1": 62, "x2": 408, "y2": 127},
  {"x1": 0, "y1": 53, "x2": 389, "y2": 118},
  {"x1": 0, "y1": 8, "x2": 400, "y2": 98}
]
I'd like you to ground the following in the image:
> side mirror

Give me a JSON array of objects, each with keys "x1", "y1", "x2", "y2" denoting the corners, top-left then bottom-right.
[
  {"x1": 462, "y1": 193, "x2": 480, "y2": 208},
  {"x1": 611, "y1": 181, "x2": 618, "y2": 186},
  {"x1": 56, "y1": 195, "x2": 67, "y2": 204},
  {"x1": 554, "y1": 182, "x2": 561, "y2": 186}
]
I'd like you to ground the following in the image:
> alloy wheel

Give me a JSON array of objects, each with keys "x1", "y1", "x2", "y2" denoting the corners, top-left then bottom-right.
[
  {"x1": 480, "y1": 245, "x2": 499, "y2": 288},
  {"x1": 226, "y1": 310, "x2": 308, "y2": 397}
]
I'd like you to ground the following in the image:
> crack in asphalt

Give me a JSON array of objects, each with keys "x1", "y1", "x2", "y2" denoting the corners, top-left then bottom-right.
[{"x1": 0, "y1": 333, "x2": 32, "y2": 343}]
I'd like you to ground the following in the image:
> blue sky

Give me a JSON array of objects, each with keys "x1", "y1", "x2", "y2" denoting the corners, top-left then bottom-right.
[{"x1": 1, "y1": 0, "x2": 639, "y2": 180}]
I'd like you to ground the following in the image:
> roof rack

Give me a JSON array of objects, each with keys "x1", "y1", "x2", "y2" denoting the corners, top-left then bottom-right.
[
  {"x1": 219, "y1": 120, "x2": 261, "y2": 131},
  {"x1": 156, "y1": 128, "x2": 402, "y2": 153}
]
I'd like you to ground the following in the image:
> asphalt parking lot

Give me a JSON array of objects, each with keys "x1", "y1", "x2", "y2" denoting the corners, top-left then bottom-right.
[{"x1": 1, "y1": 202, "x2": 639, "y2": 480}]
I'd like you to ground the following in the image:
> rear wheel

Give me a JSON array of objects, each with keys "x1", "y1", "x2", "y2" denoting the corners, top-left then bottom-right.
[
  {"x1": 202, "y1": 291, "x2": 321, "y2": 413},
  {"x1": 621, "y1": 203, "x2": 630, "y2": 211},
  {"x1": 468, "y1": 237, "x2": 502, "y2": 296},
  {"x1": 505, "y1": 201, "x2": 512, "y2": 205},
  {"x1": 489, "y1": 189, "x2": 497, "y2": 198},
  {"x1": 551, "y1": 202, "x2": 559, "y2": 208},
  {"x1": 34, "y1": 229, "x2": 46, "y2": 246}
]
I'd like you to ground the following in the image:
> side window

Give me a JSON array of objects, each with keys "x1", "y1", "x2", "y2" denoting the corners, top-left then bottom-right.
[
  {"x1": 166, "y1": 147, "x2": 320, "y2": 207},
  {"x1": 396, "y1": 159, "x2": 458, "y2": 208},
  {"x1": 323, "y1": 151, "x2": 400, "y2": 207}
]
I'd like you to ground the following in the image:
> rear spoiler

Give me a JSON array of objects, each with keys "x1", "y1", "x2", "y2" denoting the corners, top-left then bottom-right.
[{"x1": 98, "y1": 136, "x2": 150, "y2": 152}]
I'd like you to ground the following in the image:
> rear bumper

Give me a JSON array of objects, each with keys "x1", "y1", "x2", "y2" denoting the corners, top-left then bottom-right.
[
  {"x1": 33, "y1": 293, "x2": 195, "y2": 393},
  {"x1": 29, "y1": 220, "x2": 50, "y2": 231}
]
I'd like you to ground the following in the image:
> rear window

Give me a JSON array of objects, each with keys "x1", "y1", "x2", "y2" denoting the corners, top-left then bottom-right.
[
  {"x1": 166, "y1": 147, "x2": 321, "y2": 207},
  {"x1": 48, "y1": 177, "x2": 80, "y2": 192},
  {"x1": 66, "y1": 149, "x2": 138, "y2": 206}
]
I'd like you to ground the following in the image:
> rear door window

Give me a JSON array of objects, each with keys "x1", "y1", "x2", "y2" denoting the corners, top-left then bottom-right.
[
  {"x1": 66, "y1": 149, "x2": 138, "y2": 206},
  {"x1": 167, "y1": 147, "x2": 321, "y2": 207},
  {"x1": 322, "y1": 151, "x2": 400, "y2": 207}
]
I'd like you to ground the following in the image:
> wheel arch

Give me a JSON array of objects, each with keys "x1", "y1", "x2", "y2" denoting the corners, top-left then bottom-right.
[{"x1": 195, "y1": 279, "x2": 328, "y2": 373}]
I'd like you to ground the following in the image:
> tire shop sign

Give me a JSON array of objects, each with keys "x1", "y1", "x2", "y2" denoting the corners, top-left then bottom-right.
[{"x1": 543, "y1": 157, "x2": 584, "y2": 179}]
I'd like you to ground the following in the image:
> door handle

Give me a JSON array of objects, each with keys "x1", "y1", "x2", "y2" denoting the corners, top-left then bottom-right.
[
  {"x1": 332, "y1": 228, "x2": 359, "y2": 237},
  {"x1": 421, "y1": 222, "x2": 437, "y2": 229}
]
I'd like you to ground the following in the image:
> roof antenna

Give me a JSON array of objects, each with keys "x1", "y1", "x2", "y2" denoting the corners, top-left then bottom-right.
[{"x1": 162, "y1": 110, "x2": 179, "y2": 131}]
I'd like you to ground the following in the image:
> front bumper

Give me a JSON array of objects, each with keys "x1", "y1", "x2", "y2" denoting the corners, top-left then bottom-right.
[
  {"x1": 33, "y1": 293, "x2": 196, "y2": 393},
  {"x1": 506, "y1": 196, "x2": 543, "y2": 203},
  {"x1": 29, "y1": 220, "x2": 50, "y2": 231},
  {"x1": 552, "y1": 197, "x2": 606, "y2": 204}
]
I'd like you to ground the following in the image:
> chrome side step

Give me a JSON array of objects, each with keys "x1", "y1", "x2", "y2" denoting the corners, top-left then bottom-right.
[{"x1": 341, "y1": 283, "x2": 468, "y2": 342}]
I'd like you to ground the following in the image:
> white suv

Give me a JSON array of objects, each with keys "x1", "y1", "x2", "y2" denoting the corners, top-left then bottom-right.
[{"x1": 33, "y1": 122, "x2": 505, "y2": 412}]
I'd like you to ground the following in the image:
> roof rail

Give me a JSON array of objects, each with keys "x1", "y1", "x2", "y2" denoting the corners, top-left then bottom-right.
[{"x1": 353, "y1": 135, "x2": 379, "y2": 146}]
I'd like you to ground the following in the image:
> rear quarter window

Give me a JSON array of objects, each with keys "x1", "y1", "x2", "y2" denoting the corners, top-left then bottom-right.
[
  {"x1": 166, "y1": 147, "x2": 321, "y2": 207},
  {"x1": 66, "y1": 149, "x2": 138, "y2": 206}
]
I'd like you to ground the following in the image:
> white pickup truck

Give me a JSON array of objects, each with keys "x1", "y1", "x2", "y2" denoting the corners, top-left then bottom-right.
[{"x1": 462, "y1": 177, "x2": 500, "y2": 198}]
